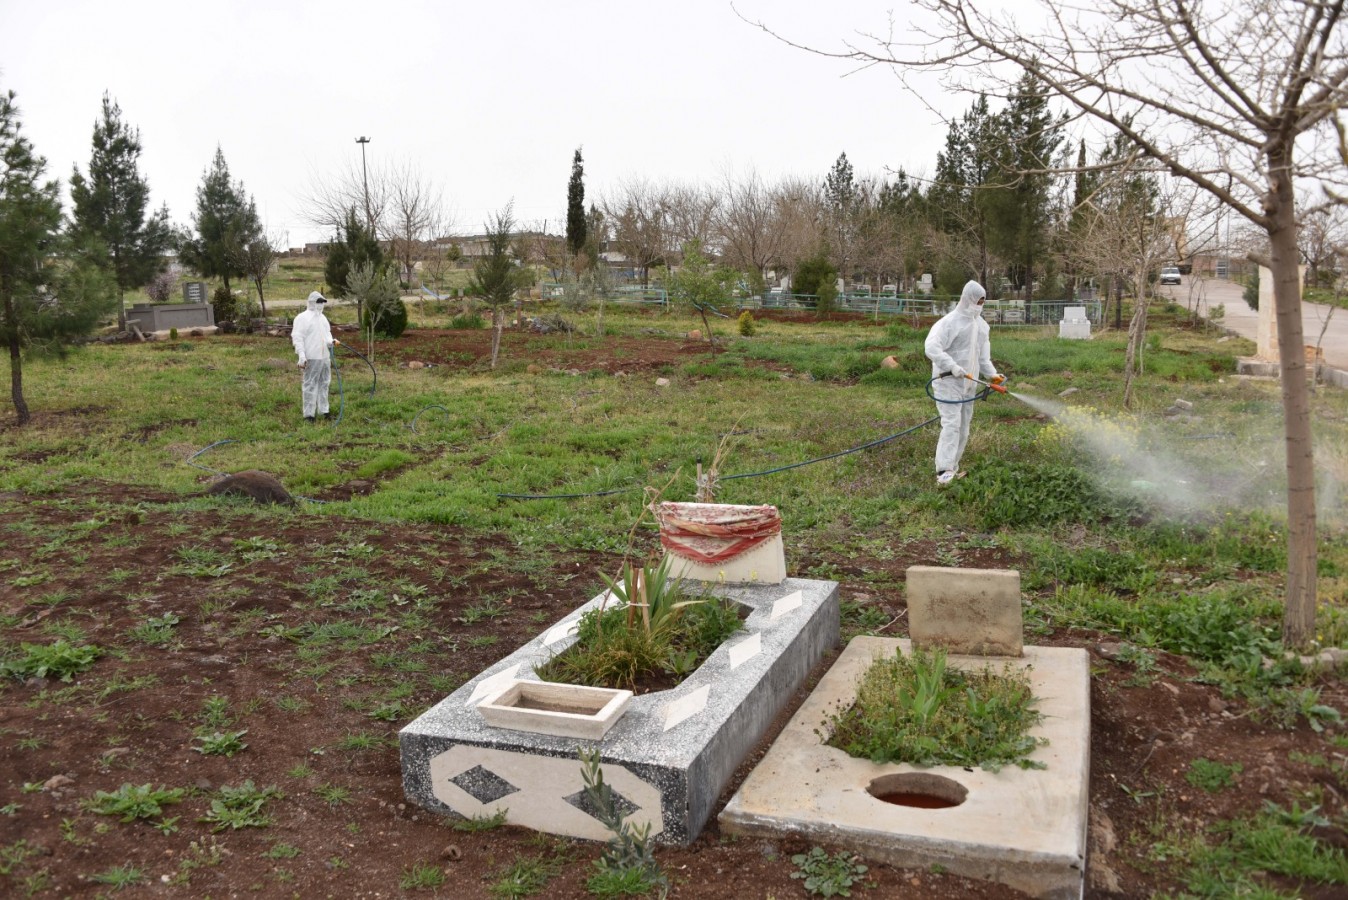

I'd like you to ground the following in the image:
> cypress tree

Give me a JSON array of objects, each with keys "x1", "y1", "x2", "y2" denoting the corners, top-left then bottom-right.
[{"x1": 566, "y1": 148, "x2": 587, "y2": 258}]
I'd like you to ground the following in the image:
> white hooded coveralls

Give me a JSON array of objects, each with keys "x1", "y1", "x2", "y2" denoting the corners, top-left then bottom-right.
[
  {"x1": 291, "y1": 292, "x2": 334, "y2": 418},
  {"x1": 924, "y1": 280, "x2": 999, "y2": 474}
]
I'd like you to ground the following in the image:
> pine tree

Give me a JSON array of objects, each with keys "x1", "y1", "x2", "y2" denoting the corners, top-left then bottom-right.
[
  {"x1": 179, "y1": 146, "x2": 261, "y2": 294},
  {"x1": 470, "y1": 204, "x2": 521, "y2": 369},
  {"x1": 1, "y1": 89, "x2": 116, "y2": 425},
  {"x1": 566, "y1": 148, "x2": 587, "y2": 259},
  {"x1": 823, "y1": 152, "x2": 857, "y2": 283},
  {"x1": 69, "y1": 94, "x2": 171, "y2": 330},
  {"x1": 323, "y1": 209, "x2": 385, "y2": 300}
]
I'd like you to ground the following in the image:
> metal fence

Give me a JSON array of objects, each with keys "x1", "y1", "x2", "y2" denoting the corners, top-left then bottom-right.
[{"x1": 537, "y1": 285, "x2": 1102, "y2": 325}]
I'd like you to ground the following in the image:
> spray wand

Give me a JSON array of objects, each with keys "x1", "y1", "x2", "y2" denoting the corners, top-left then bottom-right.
[{"x1": 963, "y1": 373, "x2": 1008, "y2": 394}]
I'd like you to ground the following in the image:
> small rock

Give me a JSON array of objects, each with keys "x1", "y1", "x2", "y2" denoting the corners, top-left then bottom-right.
[
  {"x1": 1095, "y1": 641, "x2": 1125, "y2": 660},
  {"x1": 408, "y1": 361, "x2": 425, "y2": 370},
  {"x1": 526, "y1": 364, "x2": 542, "y2": 374},
  {"x1": 102, "y1": 747, "x2": 130, "y2": 758},
  {"x1": 655, "y1": 377, "x2": 671, "y2": 387},
  {"x1": 1059, "y1": 386, "x2": 1080, "y2": 397},
  {"x1": 880, "y1": 355, "x2": 899, "y2": 369},
  {"x1": 1208, "y1": 697, "x2": 1228, "y2": 713},
  {"x1": 1173, "y1": 398, "x2": 1194, "y2": 411},
  {"x1": 43, "y1": 774, "x2": 74, "y2": 791},
  {"x1": 1161, "y1": 682, "x2": 1180, "y2": 696},
  {"x1": 566, "y1": 368, "x2": 581, "y2": 377},
  {"x1": 614, "y1": 371, "x2": 627, "y2": 378},
  {"x1": 687, "y1": 330, "x2": 702, "y2": 341},
  {"x1": 441, "y1": 845, "x2": 461, "y2": 861}
]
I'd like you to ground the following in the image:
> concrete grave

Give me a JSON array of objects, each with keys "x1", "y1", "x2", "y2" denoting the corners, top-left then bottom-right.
[
  {"x1": 400, "y1": 578, "x2": 839, "y2": 844},
  {"x1": 906, "y1": 565, "x2": 1023, "y2": 657},
  {"x1": 1059, "y1": 305, "x2": 1092, "y2": 340},
  {"x1": 720, "y1": 636, "x2": 1090, "y2": 899}
]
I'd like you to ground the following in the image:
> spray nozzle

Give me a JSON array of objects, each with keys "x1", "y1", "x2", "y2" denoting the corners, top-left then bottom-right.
[{"x1": 966, "y1": 373, "x2": 1008, "y2": 394}]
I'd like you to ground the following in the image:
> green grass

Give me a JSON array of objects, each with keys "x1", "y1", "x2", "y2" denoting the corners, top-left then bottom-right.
[{"x1": 824, "y1": 647, "x2": 1045, "y2": 771}]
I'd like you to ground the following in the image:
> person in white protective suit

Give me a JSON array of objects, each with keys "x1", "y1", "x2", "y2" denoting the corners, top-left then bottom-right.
[
  {"x1": 292, "y1": 291, "x2": 336, "y2": 422},
  {"x1": 924, "y1": 280, "x2": 1005, "y2": 485}
]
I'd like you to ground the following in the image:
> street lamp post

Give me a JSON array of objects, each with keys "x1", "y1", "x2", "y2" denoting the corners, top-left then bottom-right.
[{"x1": 355, "y1": 136, "x2": 371, "y2": 231}]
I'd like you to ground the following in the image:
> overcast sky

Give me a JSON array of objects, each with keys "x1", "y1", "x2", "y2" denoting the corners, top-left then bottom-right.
[{"x1": 2, "y1": 0, "x2": 963, "y2": 248}]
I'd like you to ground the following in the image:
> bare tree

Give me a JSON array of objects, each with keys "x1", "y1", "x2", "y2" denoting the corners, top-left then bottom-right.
[
  {"x1": 238, "y1": 231, "x2": 280, "y2": 320},
  {"x1": 665, "y1": 182, "x2": 721, "y2": 254},
  {"x1": 603, "y1": 177, "x2": 674, "y2": 286},
  {"x1": 386, "y1": 162, "x2": 448, "y2": 288},
  {"x1": 744, "y1": 0, "x2": 1348, "y2": 646},
  {"x1": 1298, "y1": 196, "x2": 1348, "y2": 289},
  {"x1": 772, "y1": 177, "x2": 826, "y2": 284},
  {"x1": 301, "y1": 158, "x2": 391, "y2": 241},
  {"x1": 715, "y1": 167, "x2": 791, "y2": 292}
]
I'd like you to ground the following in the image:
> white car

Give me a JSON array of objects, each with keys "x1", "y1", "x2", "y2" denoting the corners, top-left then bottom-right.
[{"x1": 1160, "y1": 266, "x2": 1182, "y2": 285}]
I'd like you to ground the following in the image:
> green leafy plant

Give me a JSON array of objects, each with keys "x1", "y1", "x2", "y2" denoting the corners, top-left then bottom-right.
[
  {"x1": 579, "y1": 747, "x2": 667, "y2": 898},
  {"x1": 400, "y1": 861, "x2": 446, "y2": 890},
  {"x1": 537, "y1": 556, "x2": 741, "y2": 690},
  {"x1": 824, "y1": 647, "x2": 1045, "y2": 771},
  {"x1": 192, "y1": 729, "x2": 248, "y2": 757},
  {"x1": 86, "y1": 783, "x2": 185, "y2": 822},
  {"x1": 1, "y1": 640, "x2": 101, "y2": 682},
  {"x1": 790, "y1": 847, "x2": 870, "y2": 897},
  {"x1": 90, "y1": 863, "x2": 145, "y2": 890},
  {"x1": 453, "y1": 808, "x2": 509, "y2": 832},
  {"x1": 489, "y1": 854, "x2": 559, "y2": 898},
  {"x1": 1186, "y1": 758, "x2": 1243, "y2": 793},
  {"x1": 200, "y1": 781, "x2": 280, "y2": 831},
  {"x1": 313, "y1": 783, "x2": 352, "y2": 807},
  {"x1": 265, "y1": 842, "x2": 301, "y2": 859}
]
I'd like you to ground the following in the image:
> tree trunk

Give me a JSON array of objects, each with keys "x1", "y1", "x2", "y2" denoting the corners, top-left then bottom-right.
[
  {"x1": 116, "y1": 286, "x2": 127, "y2": 332},
  {"x1": 1268, "y1": 159, "x2": 1318, "y2": 649},
  {"x1": 6, "y1": 296, "x2": 28, "y2": 426},
  {"x1": 1121, "y1": 288, "x2": 1146, "y2": 409},
  {"x1": 490, "y1": 307, "x2": 503, "y2": 369}
]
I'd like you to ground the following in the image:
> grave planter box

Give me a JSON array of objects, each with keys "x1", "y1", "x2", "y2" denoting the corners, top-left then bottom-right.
[
  {"x1": 400, "y1": 578, "x2": 839, "y2": 845},
  {"x1": 477, "y1": 681, "x2": 632, "y2": 741}
]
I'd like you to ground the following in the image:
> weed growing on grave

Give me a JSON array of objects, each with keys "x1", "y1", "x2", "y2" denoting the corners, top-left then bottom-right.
[
  {"x1": 790, "y1": 847, "x2": 870, "y2": 898},
  {"x1": 399, "y1": 861, "x2": 446, "y2": 890},
  {"x1": 1158, "y1": 798, "x2": 1348, "y2": 894},
  {"x1": 1186, "y1": 758, "x2": 1243, "y2": 792},
  {"x1": 127, "y1": 613, "x2": 180, "y2": 645},
  {"x1": 579, "y1": 747, "x2": 667, "y2": 898},
  {"x1": 823, "y1": 647, "x2": 1045, "y2": 771},
  {"x1": 453, "y1": 808, "x2": 509, "y2": 832},
  {"x1": 264, "y1": 842, "x2": 301, "y2": 859},
  {"x1": 193, "y1": 729, "x2": 249, "y2": 757},
  {"x1": 1, "y1": 640, "x2": 101, "y2": 682},
  {"x1": 85, "y1": 783, "x2": 185, "y2": 822},
  {"x1": 489, "y1": 853, "x2": 561, "y2": 898},
  {"x1": 538, "y1": 557, "x2": 742, "y2": 691},
  {"x1": 313, "y1": 784, "x2": 352, "y2": 806},
  {"x1": 90, "y1": 863, "x2": 146, "y2": 890},
  {"x1": 200, "y1": 781, "x2": 281, "y2": 831}
]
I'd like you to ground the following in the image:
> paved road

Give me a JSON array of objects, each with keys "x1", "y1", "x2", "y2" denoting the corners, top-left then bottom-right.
[{"x1": 1160, "y1": 276, "x2": 1348, "y2": 373}]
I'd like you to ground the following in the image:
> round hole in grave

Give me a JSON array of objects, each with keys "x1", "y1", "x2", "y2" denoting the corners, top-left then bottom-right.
[{"x1": 867, "y1": 773, "x2": 967, "y2": 809}]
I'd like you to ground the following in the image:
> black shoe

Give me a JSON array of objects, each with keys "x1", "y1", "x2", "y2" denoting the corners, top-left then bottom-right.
[{"x1": 304, "y1": 416, "x2": 315, "y2": 423}]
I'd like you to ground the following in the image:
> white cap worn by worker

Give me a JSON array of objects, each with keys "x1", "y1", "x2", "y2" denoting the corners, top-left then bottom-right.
[{"x1": 924, "y1": 280, "x2": 1002, "y2": 485}]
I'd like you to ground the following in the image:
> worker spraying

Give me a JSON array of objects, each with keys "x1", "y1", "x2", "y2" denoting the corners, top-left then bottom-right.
[
  {"x1": 292, "y1": 291, "x2": 337, "y2": 423},
  {"x1": 924, "y1": 280, "x2": 1006, "y2": 485}
]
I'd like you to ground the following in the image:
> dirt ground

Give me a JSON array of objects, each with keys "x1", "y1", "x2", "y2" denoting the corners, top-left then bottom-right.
[{"x1": 1, "y1": 324, "x2": 1345, "y2": 899}]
